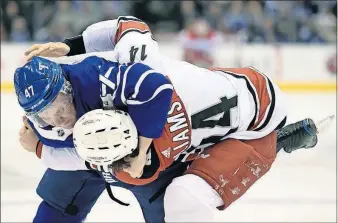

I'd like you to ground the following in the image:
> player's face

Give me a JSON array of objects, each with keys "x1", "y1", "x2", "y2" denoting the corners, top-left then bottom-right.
[
  {"x1": 123, "y1": 152, "x2": 147, "y2": 178},
  {"x1": 38, "y1": 92, "x2": 77, "y2": 129}
]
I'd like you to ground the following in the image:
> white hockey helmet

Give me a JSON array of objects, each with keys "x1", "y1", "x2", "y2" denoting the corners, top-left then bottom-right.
[{"x1": 73, "y1": 109, "x2": 138, "y2": 166}]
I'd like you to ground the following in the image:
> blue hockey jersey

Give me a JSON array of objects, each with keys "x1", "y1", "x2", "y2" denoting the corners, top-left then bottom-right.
[{"x1": 29, "y1": 56, "x2": 173, "y2": 148}]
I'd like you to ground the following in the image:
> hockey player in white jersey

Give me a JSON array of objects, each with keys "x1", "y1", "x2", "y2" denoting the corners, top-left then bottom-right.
[{"x1": 18, "y1": 16, "x2": 329, "y2": 222}]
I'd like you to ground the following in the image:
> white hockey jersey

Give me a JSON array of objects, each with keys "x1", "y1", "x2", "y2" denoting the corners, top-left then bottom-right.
[{"x1": 41, "y1": 16, "x2": 287, "y2": 169}]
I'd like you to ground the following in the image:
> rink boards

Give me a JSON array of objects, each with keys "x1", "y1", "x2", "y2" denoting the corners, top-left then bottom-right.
[{"x1": 1, "y1": 43, "x2": 336, "y2": 93}]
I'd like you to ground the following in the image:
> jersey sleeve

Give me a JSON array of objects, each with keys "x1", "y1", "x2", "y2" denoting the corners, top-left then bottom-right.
[
  {"x1": 82, "y1": 16, "x2": 158, "y2": 64},
  {"x1": 65, "y1": 57, "x2": 171, "y2": 139},
  {"x1": 40, "y1": 145, "x2": 88, "y2": 171},
  {"x1": 116, "y1": 63, "x2": 173, "y2": 139},
  {"x1": 113, "y1": 16, "x2": 154, "y2": 44},
  {"x1": 82, "y1": 16, "x2": 155, "y2": 52},
  {"x1": 82, "y1": 20, "x2": 118, "y2": 53}
]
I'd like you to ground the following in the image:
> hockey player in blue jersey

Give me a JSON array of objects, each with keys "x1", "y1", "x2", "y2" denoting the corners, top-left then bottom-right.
[
  {"x1": 18, "y1": 16, "x2": 179, "y2": 223},
  {"x1": 16, "y1": 54, "x2": 190, "y2": 222}
]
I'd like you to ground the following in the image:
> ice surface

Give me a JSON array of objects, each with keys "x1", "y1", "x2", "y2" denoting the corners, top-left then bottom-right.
[{"x1": 1, "y1": 93, "x2": 336, "y2": 222}]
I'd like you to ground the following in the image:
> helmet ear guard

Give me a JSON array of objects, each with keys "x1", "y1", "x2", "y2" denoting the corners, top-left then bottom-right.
[{"x1": 73, "y1": 109, "x2": 139, "y2": 166}]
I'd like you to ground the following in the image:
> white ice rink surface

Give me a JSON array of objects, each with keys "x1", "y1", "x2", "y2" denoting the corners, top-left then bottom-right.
[{"x1": 1, "y1": 92, "x2": 337, "y2": 222}]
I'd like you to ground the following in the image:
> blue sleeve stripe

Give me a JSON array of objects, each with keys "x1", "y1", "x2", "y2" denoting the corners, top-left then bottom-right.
[
  {"x1": 131, "y1": 69, "x2": 156, "y2": 98},
  {"x1": 127, "y1": 84, "x2": 173, "y2": 105},
  {"x1": 120, "y1": 63, "x2": 136, "y2": 105}
]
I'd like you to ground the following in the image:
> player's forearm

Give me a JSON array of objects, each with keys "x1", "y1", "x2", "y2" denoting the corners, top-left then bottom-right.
[
  {"x1": 123, "y1": 136, "x2": 152, "y2": 177},
  {"x1": 138, "y1": 136, "x2": 153, "y2": 155}
]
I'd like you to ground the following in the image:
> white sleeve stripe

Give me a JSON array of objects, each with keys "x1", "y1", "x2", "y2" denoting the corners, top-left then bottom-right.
[
  {"x1": 127, "y1": 84, "x2": 173, "y2": 105},
  {"x1": 112, "y1": 65, "x2": 122, "y2": 102},
  {"x1": 100, "y1": 75, "x2": 115, "y2": 90},
  {"x1": 101, "y1": 67, "x2": 114, "y2": 96},
  {"x1": 104, "y1": 66, "x2": 113, "y2": 78},
  {"x1": 101, "y1": 83, "x2": 107, "y2": 96},
  {"x1": 131, "y1": 70, "x2": 156, "y2": 99},
  {"x1": 121, "y1": 64, "x2": 136, "y2": 105}
]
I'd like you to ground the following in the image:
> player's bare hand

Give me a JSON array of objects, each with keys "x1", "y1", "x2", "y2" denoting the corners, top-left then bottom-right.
[
  {"x1": 19, "y1": 116, "x2": 39, "y2": 153},
  {"x1": 24, "y1": 42, "x2": 70, "y2": 61}
]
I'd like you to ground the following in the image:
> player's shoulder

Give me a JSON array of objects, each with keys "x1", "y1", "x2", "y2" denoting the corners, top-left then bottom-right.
[
  {"x1": 61, "y1": 56, "x2": 103, "y2": 85},
  {"x1": 122, "y1": 62, "x2": 168, "y2": 80},
  {"x1": 73, "y1": 55, "x2": 109, "y2": 65},
  {"x1": 63, "y1": 56, "x2": 116, "y2": 74},
  {"x1": 124, "y1": 61, "x2": 154, "y2": 72}
]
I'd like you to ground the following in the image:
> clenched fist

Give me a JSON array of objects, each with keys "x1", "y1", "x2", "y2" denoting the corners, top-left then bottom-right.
[
  {"x1": 24, "y1": 42, "x2": 70, "y2": 61},
  {"x1": 19, "y1": 116, "x2": 40, "y2": 153}
]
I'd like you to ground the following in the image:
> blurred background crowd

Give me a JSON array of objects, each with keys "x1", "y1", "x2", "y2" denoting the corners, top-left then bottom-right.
[{"x1": 1, "y1": 0, "x2": 337, "y2": 44}]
